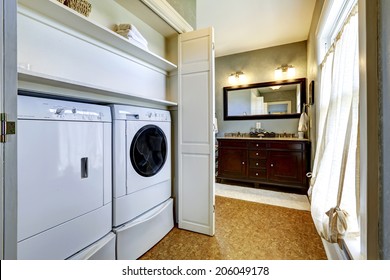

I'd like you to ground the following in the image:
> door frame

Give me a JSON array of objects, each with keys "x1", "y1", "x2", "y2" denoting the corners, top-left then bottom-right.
[{"x1": 1, "y1": 0, "x2": 17, "y2": 260}]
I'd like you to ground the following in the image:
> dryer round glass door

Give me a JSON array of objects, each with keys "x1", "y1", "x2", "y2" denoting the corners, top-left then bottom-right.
[{"x1": 130, "y1": 125, "x2": 167, "y2": 177}]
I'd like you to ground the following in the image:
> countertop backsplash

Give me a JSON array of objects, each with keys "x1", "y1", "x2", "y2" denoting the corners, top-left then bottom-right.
[{"x1": 215, "y1": 118, "x2": 300, "y2": 139}]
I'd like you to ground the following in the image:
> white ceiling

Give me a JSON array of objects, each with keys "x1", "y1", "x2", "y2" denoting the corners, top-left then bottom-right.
[{"x1": 196, "y1": 0, "x2": 317, "y2": 57}]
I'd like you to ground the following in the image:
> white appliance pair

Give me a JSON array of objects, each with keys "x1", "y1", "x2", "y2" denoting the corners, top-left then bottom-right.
[
  {"x1": 111, "y1": 104, "x2": 173, "y2": 260},
  {"x1": 17, "y1": 95, "x2": 115, "y2": 260},
  {"x1": 17, "y1": 95, "x2": 173, "y2": 259}
]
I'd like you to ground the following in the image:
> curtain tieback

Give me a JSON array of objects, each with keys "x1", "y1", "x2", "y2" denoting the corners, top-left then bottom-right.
[{"x1": 325, "y1": 206, "x2": 349, "y2": 243}]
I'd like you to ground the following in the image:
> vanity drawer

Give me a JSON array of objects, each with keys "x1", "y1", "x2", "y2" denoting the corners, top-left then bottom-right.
[
  {"x1": 218, "y1": 140, "x2": 247, "y2": 148},
  {"x1": 248, "y1": 142, "x2": 267, "y2": 149},
  {"x1": 248, "y1": 168, "x2": 267, "y2": 179},
  {"x1": 249, "y1": 158, "x2": 267, "y2": 168},
  {"x1": 268, "y1": 142, "x2": 303, "y2": 150},
  {"x1": 249, "y1": 150, "x2": 266, "y2": 159}
]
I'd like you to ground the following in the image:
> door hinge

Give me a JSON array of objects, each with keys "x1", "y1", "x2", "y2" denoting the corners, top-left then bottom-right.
[{"x1": 1, "y1": 113, "x2": 16, "y2": 143}]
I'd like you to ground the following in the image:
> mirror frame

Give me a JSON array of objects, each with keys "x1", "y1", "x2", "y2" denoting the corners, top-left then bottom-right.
[{"x1": 223, "y1": 78, "x2": 307, "y2": 120}]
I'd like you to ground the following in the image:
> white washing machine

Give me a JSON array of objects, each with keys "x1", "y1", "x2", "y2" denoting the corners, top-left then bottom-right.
[
  {"x1": 17, "y1": 95, "x2": 114, "y2": 260},
  {"x1": 111, "y1": 104, "x2": 173, "y2": 259}
]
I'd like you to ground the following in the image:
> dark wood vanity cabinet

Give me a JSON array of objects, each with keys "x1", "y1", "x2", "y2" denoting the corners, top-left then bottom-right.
[
  {"x1": 217, "y1": 140, "x2": 247, "y2": 179},
  {"x1": 217, "y1": 138, "x2": 311, "y2": 192}
]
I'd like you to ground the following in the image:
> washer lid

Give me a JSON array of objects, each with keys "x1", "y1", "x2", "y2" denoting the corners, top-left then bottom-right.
[{"x1": 130, "y1": 124, "x2": 167, "y2": 177}]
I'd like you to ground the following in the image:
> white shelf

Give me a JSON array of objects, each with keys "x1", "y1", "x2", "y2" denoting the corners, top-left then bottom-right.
[
  {"x1": 115, "y1": 0, "x2": 193, "y2": 36},
  {"x1": 17, "y1": 0, "x2": 177, "y2": 72},
  {"x1": 18, "y1": 69, "x2": 178, "y2": 107}
]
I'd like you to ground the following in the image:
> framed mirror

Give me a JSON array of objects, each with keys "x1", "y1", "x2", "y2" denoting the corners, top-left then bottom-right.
[{"x1": 223, "y1": 78, "x2": 306, "y2": 120}]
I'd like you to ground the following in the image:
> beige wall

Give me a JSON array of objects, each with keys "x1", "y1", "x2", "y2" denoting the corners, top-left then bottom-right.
[
  {"x1": 87, "y1": 0, "x2": 166, "y2": 57},
  {"x1": 215, "y1": 41, "x2": 307, "y2": 136}
]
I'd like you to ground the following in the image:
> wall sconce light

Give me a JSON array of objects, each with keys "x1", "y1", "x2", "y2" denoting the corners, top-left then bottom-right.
[
  {"x1": 228, "y1": 71, "x2": 247, "y2": 84},
  {"x1": 274, "y1": 64, "x2": 296, "y2": 79}
]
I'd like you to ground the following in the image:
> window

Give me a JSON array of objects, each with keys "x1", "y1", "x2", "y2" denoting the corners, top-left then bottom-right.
[
  {"x1": 310, "y1": 0, "x2": 360, "y2": 259},
  {"x1": 317, "y1": 0, "x2": 358, "y2": 63}
]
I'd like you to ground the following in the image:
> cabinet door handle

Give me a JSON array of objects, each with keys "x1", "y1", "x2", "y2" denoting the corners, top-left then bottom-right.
[
  {"x1": 242, "y1": 161, "x2": 245, "y2": 165},
  {"x1": 256, "y1": 162, "x2": 259, "y2": 166},
  {"x1": 270, "y1": 163, "x2": 274, "y2": 167},
  {"x1": 256, "y1": 173, "x2": 259, "y2": 176},
  {"x1": 256, "y1": 152, "x2": 259, "y2": 156},
  {"x1": 256, "y1": 144, "x2": 259, "y2": 147}
]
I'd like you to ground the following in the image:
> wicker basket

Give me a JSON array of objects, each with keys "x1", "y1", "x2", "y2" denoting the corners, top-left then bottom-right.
[{"x1": 64, "y1": 0, "x2": 92, "y2": 17}]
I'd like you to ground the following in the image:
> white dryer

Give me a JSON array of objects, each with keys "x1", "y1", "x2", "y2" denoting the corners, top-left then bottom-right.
[
  {"x1": 111, "y1": 104, "x2": 173, "y2": 259},
  {"x1": 17, "y1": 95, "x2": 114, "y2": 260}
]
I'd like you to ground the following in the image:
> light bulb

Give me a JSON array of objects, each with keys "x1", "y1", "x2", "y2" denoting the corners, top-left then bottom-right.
[
  {"x1": 287, "y1": 67, "x2": 296, "y2": 77},
  {"x1": 238, "y1": 73, "x2": 247, "y2": 84},
  {"x1": 274, "y1": 68, "x2": 283, "y2": 80},
  {"x1": 228, "y1": 74, "x2": 236, "y2": 84}
]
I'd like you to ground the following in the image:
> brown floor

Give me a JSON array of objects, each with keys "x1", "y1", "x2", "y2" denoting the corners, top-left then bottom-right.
[{"x1": 140, "y1": 196, "x2": 327, "y2": 260}]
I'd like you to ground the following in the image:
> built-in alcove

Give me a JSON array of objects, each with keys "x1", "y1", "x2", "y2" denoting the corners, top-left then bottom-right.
[{"x1": 17, "y1": 0, "x2": 179, "y2": 106}]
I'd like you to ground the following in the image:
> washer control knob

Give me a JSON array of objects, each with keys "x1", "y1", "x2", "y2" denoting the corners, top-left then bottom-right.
[{"x1": 55, "y1": 108, "x2": 65, "y2": 115}]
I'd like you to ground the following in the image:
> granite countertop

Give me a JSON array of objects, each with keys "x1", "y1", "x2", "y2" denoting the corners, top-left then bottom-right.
[{"x1": 217, "y1": 136, "x2": 310, "y2": 141}]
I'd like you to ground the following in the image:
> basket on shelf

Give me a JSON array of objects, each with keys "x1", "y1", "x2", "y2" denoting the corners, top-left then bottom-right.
[{"x1": 60, "y1": 0, "x2": 92, "y2": 17}]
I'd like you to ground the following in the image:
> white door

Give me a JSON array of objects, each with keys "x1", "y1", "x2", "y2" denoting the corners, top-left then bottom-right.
[
  {"x1": 0, "y1": 0, "x2": 17, "y2": 259},
  {"x1": 178, "y1": 27, "x2": 215, "y2": 236}
]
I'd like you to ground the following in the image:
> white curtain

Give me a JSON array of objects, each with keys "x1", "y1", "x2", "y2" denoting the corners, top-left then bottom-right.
[{"x1": 310, "y1": 10, "x2": 359, "y2": 243}]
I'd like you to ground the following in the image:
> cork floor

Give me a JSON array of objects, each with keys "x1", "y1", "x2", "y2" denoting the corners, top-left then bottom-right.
[{"x1": 140, "y1": 195, "x2": 327, "y2": 260}]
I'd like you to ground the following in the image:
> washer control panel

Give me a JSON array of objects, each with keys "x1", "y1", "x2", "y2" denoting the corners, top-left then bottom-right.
[
  {"x1": 142, "y1": 111, "x2": 170, "y2": 121},
  {"x1": 113, "y1": 105, "x2": 171, "y2": 122}
]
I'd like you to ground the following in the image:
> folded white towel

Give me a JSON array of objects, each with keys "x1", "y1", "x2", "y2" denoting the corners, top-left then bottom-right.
[
  {"x1": 116, "y1": 30, "x2": 149, "y2": 49},
  {"x1": 115, "y1": 23, "x2": 149, "y2": 49},
  {"x1": 129, "y1": 29, "x2": 148, "y2": 46},
  {"x1": 114, "y1": 23, "x2": 147, "y2": 44},
  {"x1": 128, "y1": 37, "x2": 149, "y2": 50}
]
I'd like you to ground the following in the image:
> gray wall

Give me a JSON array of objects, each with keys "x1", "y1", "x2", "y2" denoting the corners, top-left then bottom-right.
[
  {"x1": 379, "y1": 0, "x2": 390, "y2": 260},
  {"x1": 306, "y1": 0, "x2": 325, "y2": 154},
  {"x1": 215, "y1": 41, "x2": 307, "y2": 137},
  {"x1": 166, "y1": 0, "x2": 196, "y2": 29}
]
